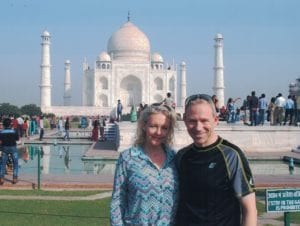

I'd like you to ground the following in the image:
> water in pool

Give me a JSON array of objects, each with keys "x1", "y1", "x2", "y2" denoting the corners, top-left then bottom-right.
[
  {"x1": 15, "y1": 145, "x2": 299, "y2": 176},
  {"x1": 17, "y1": 144, "x2": 116, "y2": 176}
]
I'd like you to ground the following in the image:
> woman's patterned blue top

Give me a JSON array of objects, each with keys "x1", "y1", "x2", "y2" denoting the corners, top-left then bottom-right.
[{"x1": 110, "y1": 146, "x2": 178, "y2": 226}]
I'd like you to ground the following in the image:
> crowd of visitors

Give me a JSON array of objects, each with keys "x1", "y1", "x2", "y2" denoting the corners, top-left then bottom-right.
[{"x1": 220, "y1": 91, "x2": 300, "y2": 126}]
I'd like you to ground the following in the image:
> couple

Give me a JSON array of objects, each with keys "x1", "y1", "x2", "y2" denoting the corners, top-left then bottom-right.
[{"x1": 110, "y1": 94, "x2": 257, "y2": 226}]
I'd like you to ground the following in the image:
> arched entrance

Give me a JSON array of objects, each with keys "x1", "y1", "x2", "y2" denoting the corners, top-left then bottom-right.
[{"x1": 120, "y1": 75, "x2": 142, "y2": 106}]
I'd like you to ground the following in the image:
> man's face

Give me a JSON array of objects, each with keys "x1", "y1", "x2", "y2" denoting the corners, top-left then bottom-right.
[{"x1": 184, "y1": 102, "x2": 219, "y2": 147}]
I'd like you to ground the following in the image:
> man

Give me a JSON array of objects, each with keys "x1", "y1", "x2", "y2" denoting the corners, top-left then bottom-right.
[
  {"x1": 249, "y1": 91, "x2": 258, "y2": 126},
  {"x1": 162, "y1": 92, "x2": 175, "y2": 109},
  {"x1": 116, "y1": 100, "x2": 123, "y2": 122},
  {"x1": 274, "y1": 93, "x2": 286, "y2": 125},
  {"x1": 63, "y1": 117, "x2": 70, "y2": 141},
  {"x1": 258, "y1": 93, "x2": 268, "y2": 125},
  {"x1": 175, "y1": 94, "x2": 257, "y2": 226},
  {"x1": 283, "y1": 95, "x2": 294, "y2": 126},
  {"x1": 39, "y1": 115, "x2": 44, "y2": 141},
  {"x1": 99, "y1": 115, "x2": 106, "y2": 141},
  {"x1": 0, "y1": 118, "x2": 20, "y2": 185}
]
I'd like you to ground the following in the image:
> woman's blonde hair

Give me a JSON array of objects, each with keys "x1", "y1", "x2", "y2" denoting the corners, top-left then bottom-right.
[{"x1": 134, "y1": 104, "x2": 177, "y2": 147}]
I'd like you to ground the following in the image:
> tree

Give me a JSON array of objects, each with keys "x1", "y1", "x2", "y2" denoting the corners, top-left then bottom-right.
[
  {"x1": 20, "y1": 104, "x2": 42, "y2": 117},
  {"x1": 0, "y1": 103, "x2": 21, "y2": 117}
]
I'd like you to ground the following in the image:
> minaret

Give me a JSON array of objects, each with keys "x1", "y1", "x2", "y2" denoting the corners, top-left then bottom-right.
[
  {"x1": 40, "y1": 30, "x2": 52, "y2": 108},
  {"x1": 213, "y1": 33, "x2": 225, "y2": 108},
  {"x1": 180, "y1": 61, "x2": 187, "y2": 107},
  {"x1": 63, "y1": 60, "x2": 71, "y2": 106}
]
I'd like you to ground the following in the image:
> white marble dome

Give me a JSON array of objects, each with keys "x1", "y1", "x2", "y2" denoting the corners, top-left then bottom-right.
[
  {"x1": 42, "y1": 30, "x2": 50, "y2": 36},
  {"x1": 151, "y1": 53, "x2": 163, "y2": 62},
  {"x1": 107, "y1": 22, "x2": 150, "y2": 61},
  {"x1": 215, "y1": 33, "x2": 223, "y2": 39},
  {"x1": 97, "y1": 51, "x2": 111, "y2": 62}
]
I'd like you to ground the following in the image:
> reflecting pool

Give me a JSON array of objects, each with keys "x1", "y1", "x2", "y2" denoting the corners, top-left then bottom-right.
[
  {"x1": 249, "y1": 160, "x2": 300, "y2": 175},
  {"x1": 16, "y1": 145, "x2": 299, "y2": 177},
  {"x1": 17, "y1": 144, "x2": 116, "y2": 176}
]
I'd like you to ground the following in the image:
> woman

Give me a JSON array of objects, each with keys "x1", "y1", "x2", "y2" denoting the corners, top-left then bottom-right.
[
  {"x1": 91, "y1": 119, "x2": 99, "y2": 141},
  {"x1": 110, "y1": 104, "x2": 178, "y2": 226}
]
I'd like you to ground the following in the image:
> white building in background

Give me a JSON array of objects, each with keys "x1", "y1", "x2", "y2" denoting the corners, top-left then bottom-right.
[
  {"x1": 213, "y1": 33, "x2": 225, "y2": 108},
  {"x1": 63, "y1": 60, "x2": 71, "y2": 106},
  {"x1": 40, "y1": 31, "x2": 52, "y2": 108},
  {"x1": 40, "y1": 19, "x2": 187, "y2": 116}
]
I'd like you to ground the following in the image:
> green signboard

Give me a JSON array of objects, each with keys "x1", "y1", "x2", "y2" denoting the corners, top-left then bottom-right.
[{"x1": 266, "y1": 189, "x2": 300, "y2": 213}]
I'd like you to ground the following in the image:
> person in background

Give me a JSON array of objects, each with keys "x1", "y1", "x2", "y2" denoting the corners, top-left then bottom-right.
[
  {"x1": 39, "y1": 115, "x2": 44, "y2": 141},
  {"x1": 110, "y1": 103, "x2": 178, "y2": 225},
  {"x1": 63, "y1": 117, "x2": 70, "y2": 141},
  {"x1": 283, "y1": 95, "x2": 294, "y2": 126},
  {"x1": 268, "y1": 97, "x2": 277, "y2": 125},
  {"x1": 249, "y1": 91, "x2": 259, "y2": 126},
  {"x1": 116, "y1": 99, "x2": 123, "y2": 122},
  {"x1": 137, "y1": 103, "x2": 145, "y2": 119},
  {"x1": 99, "y1": 116, "x2": 106, "y2": 141},
  {"x1": 162, "y1": 92, "x2": 175, "y2": 109},
  {"x1": 211, "y1": 94, "x2": 220, "y2": 114},
  {"x1": 58, "y1": 117, "x2": 63, "y2": 135},
  {"x1": 91, "y1": 119, "x2": 99, "y2": 141},
  {"x1": 175, "y1": 94, "x2": 257, "y2": 226},
  {"x1": 258, "y1": 93, "x2": 268, "y2": 125},
  {"x1": 294, "y1": 95, "x2": 300, "y2": 126},
  {"x1": 22, "y1": 118, "x2": 29, "y2": 138},
  {"x1": 0, "y1": 118, "x2": 20, "y2": 185},
  {"x1": 274, "y1": 93, "x2": 286, "y2": 125},
  {"x1": 241, "y1": 95, "x2": 251, "y2": 125}
]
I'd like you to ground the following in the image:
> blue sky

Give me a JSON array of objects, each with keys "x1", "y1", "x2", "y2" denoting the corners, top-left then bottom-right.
[{"x1": 0, "y1": 0, "x2": 299, "y2": 107}]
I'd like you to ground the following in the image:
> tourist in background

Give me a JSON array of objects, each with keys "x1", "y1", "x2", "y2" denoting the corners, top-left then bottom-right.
[
  {"x1": 162, "y1": 92, "x2": 176, "y2": 109},
  {"x1": 130, "y1": 105, "x2": 137, "y2": 122},
  {"x1": 99, "y1": 116, "x2": 106, "y2": 141},
  {"x1": 137, "y1": 103, "x2": 145, "y2": 119},
  {"x1": 274, "y1": 93, "x2": 286, "y2": 125},
  {"x1": 175, "y1": 94, "x2": 257, "y2": 226},
  {"x1": 268, "y1": 97, "x2": 276, "y2": 125},
  {"x1": 39, "y1": 115, "x2": 44, "y2": 141},
  {"x1": 57, "y1": 117, "x2": 63, "y2": 135},
  {"x1": 226, "y1": 97, "x2": 235, "y2": 123},
  {"x1": 91, "y1": 119, "x2": 99, "y2": 141},
  {"x1": 211, "y1": 94, "x2": 220, "y2": 114},
  {"x1": 0, "y1": 118, "x2": 20, "y2": 185},
  {"x1": 283, "y1": 95, "x2": 294, "y2": 126},
  {"x1": 294, "y1": 95, "x2": 300, "y2": 126},
  {"x1": 116, "y1": 99, "x2": 123, "y2": 122},
  {"x1": 241, "y1": 95, "x2": 251, "y2": 125},
  {"x1": 110, "y1": 103, "x2": 178, "y2": 225},
  {"x1": 22, "y1": 118, "x2": 29, "y2": 138},
  {"x1": 63, "y1": 117, "x2": 70, "y2": 141},
  {"x1": 249, "y1": 91, "x2": 259, "y2": 126},
  {"x1": 258, "y1": 93, "x2": 268, "y2": 125}
]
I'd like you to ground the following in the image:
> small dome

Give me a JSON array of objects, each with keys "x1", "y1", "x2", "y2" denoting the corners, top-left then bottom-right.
[
  {"x1": 42, "y1": 30, "x2": 50, "y2": 37},
  {"x1": 65, "y1": 60, "x2": 71, "y2": 64},
  {"x1": 215, "y1": 33, "x2": 223, "y2": 40},
  {"x1": 181, "y1": 61, "x2": 186, "y2": 66},
  {"x1": 107, "y1": 22, "x2": 150, "y2": 61},
  {"x1": 97, "y1": 52, "x2": 111, "y2": 62},
  {"x1": 151, "y1": 53, "x2": 164, "y2": 62}
]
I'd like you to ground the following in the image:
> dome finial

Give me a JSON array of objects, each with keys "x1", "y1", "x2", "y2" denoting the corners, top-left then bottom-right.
[{"x1": 127, "y1": 10, "x2": 130, "y2": 22}]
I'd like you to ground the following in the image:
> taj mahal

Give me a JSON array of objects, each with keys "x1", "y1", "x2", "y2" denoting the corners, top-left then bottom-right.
[{"x1": 40, "y1": 18, "x2": 225, "y2": 116}]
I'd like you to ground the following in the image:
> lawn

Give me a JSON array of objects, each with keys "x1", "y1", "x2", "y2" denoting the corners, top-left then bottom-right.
[
  {"x1": 0, "y1": 190, "x2": 111, "y2": 226},
  {"x1": 0, "y1": 197, "x2": 111, "y2": 226},
  {"x1": 1, "y1": 189, "x2": 300, "y2": 225}
]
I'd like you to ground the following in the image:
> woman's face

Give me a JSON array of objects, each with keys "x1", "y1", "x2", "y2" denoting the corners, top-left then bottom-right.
[{"x1": 144, "y1": 112, "x2": 170, "y2": 148}]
